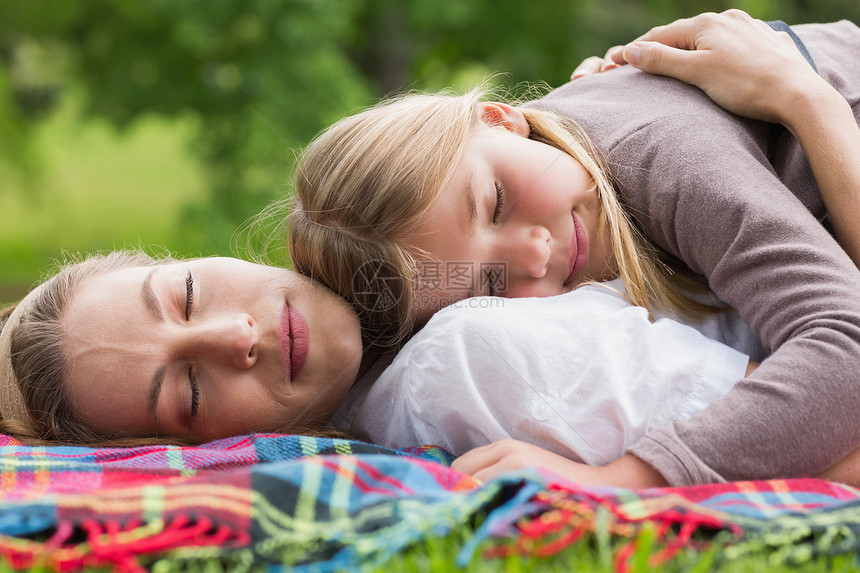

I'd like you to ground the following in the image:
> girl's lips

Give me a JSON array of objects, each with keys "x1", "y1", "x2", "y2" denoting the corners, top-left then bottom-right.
[
  {"x1": 279, "y1": 303, "x2": 309, "y2": 381},
  {"x1": 566, "y1": 213, "x2": 589, "y2": 284}
]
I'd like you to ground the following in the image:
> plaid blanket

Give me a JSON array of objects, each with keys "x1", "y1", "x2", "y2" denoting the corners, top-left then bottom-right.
[{"x1": 0, "y1": 432, "x2": 857, "y2": 572}]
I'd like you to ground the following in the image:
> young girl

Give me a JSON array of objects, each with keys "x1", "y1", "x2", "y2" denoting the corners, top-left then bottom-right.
[{"x1": 288, "y1": 11, "x2": 860, "y2": 487}]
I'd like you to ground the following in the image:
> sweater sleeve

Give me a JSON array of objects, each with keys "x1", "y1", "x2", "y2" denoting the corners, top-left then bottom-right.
[
  {"x1": 529, "y1": 21, "x2": 860, "y2": 485},
  {"x1": 618, "y1": 111, "x2": 860, "y2": 485}
]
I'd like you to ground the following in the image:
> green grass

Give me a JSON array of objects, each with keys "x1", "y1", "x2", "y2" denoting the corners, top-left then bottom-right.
[
  {"x1": 1, "y1": 526, "x2": 857, "y2": 572},
  {"x1": 0, "y1": 94, "x2": 207, "y2": 305},
  {"x1": 376, "y1": 526, "x2": 860, "y2": 573}
]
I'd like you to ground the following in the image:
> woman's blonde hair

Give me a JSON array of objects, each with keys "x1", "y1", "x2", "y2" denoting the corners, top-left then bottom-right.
[
  {"x1": 2, "y1": 251, "x2": 176, "y2": 445},
  {"x1": 288, "y1": 88, "x2": 712, "y2": 348}
]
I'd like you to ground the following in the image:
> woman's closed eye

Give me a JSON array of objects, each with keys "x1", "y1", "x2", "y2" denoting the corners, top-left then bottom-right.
[
  {"x1": 492, "y1": 182, "x2": 504, "y2": 224},
  {"x1": 188, "y1": 366, "x2": 200, "y2": 417},
  {"x1": 184, "y1": 270, "x2": 194, "y2": 320},
  {"x1": 184, "y1": 270, "x2": 199, "y2": 417}
]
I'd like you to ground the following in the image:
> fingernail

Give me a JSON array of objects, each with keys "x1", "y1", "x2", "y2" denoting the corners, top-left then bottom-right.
[{"x1": 625, "y1": 44, "x2": 642, "y2": 66}]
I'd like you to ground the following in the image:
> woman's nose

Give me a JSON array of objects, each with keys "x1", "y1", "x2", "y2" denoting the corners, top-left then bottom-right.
[
  {"x1": 195, "y1": 314, "x2": 259, "y2": 369},
  {"x1": 502, "y1": 226, "x2": 550, "y2": 279}
]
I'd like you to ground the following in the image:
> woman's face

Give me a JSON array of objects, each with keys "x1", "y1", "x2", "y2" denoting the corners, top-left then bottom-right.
[
  {"x1": 62, "y1": 257, "x2": 363, "y2": 442},
  {"x1": 408, "y1": 104, "x2": 616, "y2": 321}
]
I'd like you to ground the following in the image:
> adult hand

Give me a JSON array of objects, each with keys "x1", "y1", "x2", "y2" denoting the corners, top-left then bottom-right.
[
  {"x1": 451, "y1": 439, "x2": 668, "y2": 488},
  {"x1": 611, "y1": 10, "x2": 860, "y2": 268},
  {"x1": 607, "y1": 9, "x2": 831, "y2": 126}
]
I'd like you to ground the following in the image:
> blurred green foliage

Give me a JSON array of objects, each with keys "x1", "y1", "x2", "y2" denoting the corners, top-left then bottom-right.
[{"x1": 1, "y1": 0, "x2": 858, "y2": 297}]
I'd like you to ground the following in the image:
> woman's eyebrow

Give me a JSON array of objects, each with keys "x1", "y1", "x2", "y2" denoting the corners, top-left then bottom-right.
[
  {"x1": 142, "y1": 268, "x2": 166, "y2": 430},
  {"x1": 142, "y1": 268, "x2": 164, "y2": 322},
  {"x1": 148, "y1": 365, "x2": 166, "y2": 427}
]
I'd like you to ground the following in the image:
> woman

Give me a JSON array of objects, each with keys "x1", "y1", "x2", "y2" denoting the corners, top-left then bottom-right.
[{"x1": 287, "y1": 11, "x2": 860, "y2": 488}]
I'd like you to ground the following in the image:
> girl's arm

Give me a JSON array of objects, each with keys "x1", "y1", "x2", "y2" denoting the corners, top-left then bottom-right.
[
  {"x1": 453, "y1": 360, "x2": 759, "y2": 486},
  {"x1": 606, "y1": 10, "x2": 860, "y2": 266},
  {"x1": 456, "y1": 425, "x2": 860, "y2": 489},
  {"x1": 451, "y1": 439, "x2": 669, "y2": 488}
]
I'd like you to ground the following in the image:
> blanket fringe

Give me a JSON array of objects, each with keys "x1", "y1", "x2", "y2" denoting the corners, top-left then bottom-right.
[
  {"x1": 481, "y1": 485, "x2": 736, "y2": 572},
  {"x1": 0, "y1": 516, "x2": 249, "y2": 572},
  {"x1": 480, "y1": 482, "x2": 860, "y2": 572}
]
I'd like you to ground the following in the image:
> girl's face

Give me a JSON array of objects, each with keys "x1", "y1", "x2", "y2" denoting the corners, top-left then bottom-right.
[
  {"x1": 62, "y1": 258, "x2": 363, "y2": 441},
  {"x1": 408, "y1": 103, "x2": 616, "y2": 321}
]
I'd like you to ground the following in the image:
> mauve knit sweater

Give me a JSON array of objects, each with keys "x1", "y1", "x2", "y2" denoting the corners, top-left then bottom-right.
[{"x1": 528, "y1": 21, "x2": 860, "y2": 486}]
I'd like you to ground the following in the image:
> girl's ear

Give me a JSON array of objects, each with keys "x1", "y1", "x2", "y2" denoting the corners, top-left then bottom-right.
[{"x1": 478, "y1": 102, "x2": 530, "y2": 136}]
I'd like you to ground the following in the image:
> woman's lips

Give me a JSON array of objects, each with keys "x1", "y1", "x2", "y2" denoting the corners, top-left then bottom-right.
[
  {"x1": 279, "y1": 303, "x2": 309, "y2": 381},
  {"x1": 566, "y1": 213, "x2": 589, "y2": 283}
]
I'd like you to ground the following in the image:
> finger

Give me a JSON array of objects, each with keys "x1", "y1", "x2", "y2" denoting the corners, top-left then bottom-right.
[
  {"x1": 622, "y1": 40, "x2": 701, "y2": 82},
  {"x1": 470, "y1": 464, "x2": 502, "y2": 483},
  {"x1": 450, "y1": 445, "x2": 496, "y2": 475},
  {"x1": 571, "y1": 56, "x2": 606, "y2": 80},
  {"x1": 600, "y1": 61, "x2": 619, "y2": 72},
  {"x1": 607, "y1": 45, "x2": 627, "y2": 65},
  {"x1": 598, "y1": 45, "x2": 625, "y2": 69},
  {"x1": 636, "y1": 12, "x2": 721, "y2": 50},
  {"x1": 600, "y1": 45, "x2": 622, "y2": 72}
]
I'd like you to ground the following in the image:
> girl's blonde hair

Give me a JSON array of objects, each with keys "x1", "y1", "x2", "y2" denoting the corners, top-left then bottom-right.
[{"x1": 289, "y1": 88, "x2": 711, "y2": 348}]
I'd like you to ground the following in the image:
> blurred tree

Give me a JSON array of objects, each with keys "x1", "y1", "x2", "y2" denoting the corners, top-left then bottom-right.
[{"x1": 0, "y1": 0, "x2": 372, "y2": 257}]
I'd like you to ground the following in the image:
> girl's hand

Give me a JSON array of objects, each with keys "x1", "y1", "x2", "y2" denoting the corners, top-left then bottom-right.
[
  {"x1": 452, "y1": 439, "x2": 668, "y2": 489},
  {"x1": 452, "y1": 439, "x2": 591, "y2": 482}
]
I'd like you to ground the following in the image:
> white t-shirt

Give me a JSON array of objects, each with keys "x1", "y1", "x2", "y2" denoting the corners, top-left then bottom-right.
[{"x1": 332, "y1": 280, "x2": 767, "y2": 466}]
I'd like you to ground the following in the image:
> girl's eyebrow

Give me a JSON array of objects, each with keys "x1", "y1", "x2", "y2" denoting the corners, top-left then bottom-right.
[{"x1": 465, "y1": 180, "x2": 478, "y2": 226}]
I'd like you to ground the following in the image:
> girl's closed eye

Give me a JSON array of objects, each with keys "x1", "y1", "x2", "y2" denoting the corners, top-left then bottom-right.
[
  {"x1": 493, "y1": 182, "x2": 504, "y2": 224},
  {"x1": 485, "y1": 267, "x2": 498, "y2": 296},
  {"x1": 184, "y1": 270, "x2": 194, "y2": 320}
]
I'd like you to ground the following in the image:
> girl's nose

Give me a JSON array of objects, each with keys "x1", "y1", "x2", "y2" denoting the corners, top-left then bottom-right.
[
  {"x1": 197, "y1": 314, "x2": 259, "y2": 369},
  {"x1": 505, "y1": 226, "x2": 550, "y2": 279}
]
